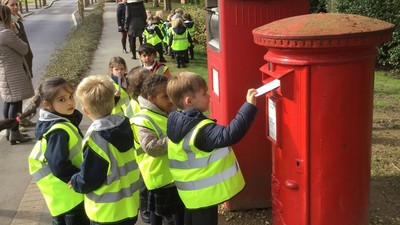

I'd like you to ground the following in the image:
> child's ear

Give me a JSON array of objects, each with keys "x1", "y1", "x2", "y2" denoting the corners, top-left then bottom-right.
[
  {"x1": 147, "y1": 95, "x2": 155, "y2": 103},
  {"x1": 42, "y1": 101, "x2": 52, "y2": 110},
  {"x1": 183, "y1": 96, "x2": 191, "y2": 106},
  {"x1": 82, "y1": 106, "x2": 90, "y2": 116}
]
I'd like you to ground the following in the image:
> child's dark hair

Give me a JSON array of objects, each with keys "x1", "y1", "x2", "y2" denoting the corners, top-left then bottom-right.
[
  {"x1": 126, "y1": 66, "x2": 152, "y2": 100},
  {"x1": 182, "y1": 13, "x2": 192, "y2": 21},
  {"x1": 138, "y1": 43, "x2": 157, "y2": 56},
  {"x1": 38, "y1": 77, "x2": 73, "y2": 103},
  {"x1": 141, "y1": 75, "x2": 168, "y2": 99},
  {"x1": 108, "y1": 56, "x2": 127, "y2": 75}
]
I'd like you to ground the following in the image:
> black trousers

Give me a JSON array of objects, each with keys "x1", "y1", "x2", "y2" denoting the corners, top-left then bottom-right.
[
  {"x1": 52, "y1": 202, "x2": 89, "y2": 225},
  {"x1": 184, "y1": 205, "x2": 218, "y2": 225},
  {"x1": 128, "y1": 35, "x2": 143, "y2": 53},
  {"x1": 3, "y1": 101, "x2": 22, "y2": 131}
]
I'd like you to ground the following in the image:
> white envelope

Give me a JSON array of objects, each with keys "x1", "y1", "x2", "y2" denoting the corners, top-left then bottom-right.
[{"x1": 255, "y1": 79, "x2": 281, "y2": 97}]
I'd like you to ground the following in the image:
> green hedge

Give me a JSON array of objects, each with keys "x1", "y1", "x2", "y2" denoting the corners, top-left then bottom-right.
[{"x1": 311, "y1": 0, "x2": 400, "y2": 73}]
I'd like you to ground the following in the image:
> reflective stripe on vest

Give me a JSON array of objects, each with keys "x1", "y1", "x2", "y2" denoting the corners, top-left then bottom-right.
[
  {"x1": 30, "y1": 123, "x2": 82, "y2": 182},
  {"x1": 144, "y1": 29, "x2": 162, "y2": 46},
  {"x1": 124, "y1": 99, "x2": 141, "y2": 119},
  {"x1": 28, "y1": 122, "x2": 84, "y2": 216},
  {"x1": 171, "y1": 30, "x2": 189, "y2": 51},
  {"x1": 83, "y1": 125, "x2": 139, "y2": 223},
  {"x1": 131, "y1": 110, "x2": 173, "y2": 189},
  {"x1": 164, "y1": 26, "x2": 171, "y2": 43},
  {"x1": 112, "y1": 82, "x2": 130, "y2": 115},
  {"x1": 152, "y1": 63, "x2": 168, "y2": 77},
  {"x1": 168, "y1": 119, "x2": 245, "y2": 209}
]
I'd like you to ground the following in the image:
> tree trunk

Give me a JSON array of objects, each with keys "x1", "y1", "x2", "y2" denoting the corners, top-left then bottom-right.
[
  {"x1": 153, "y1": 0, "x2": 159, "y2": 7},
  {"x1": 164, "y1": 0, "x2": 172, "y2": 11}
]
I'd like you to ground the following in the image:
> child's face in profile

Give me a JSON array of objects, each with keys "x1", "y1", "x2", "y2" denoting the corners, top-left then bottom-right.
[
  {"x1": 47, "y1": 87, "x2": 76, "y2": 115},
  {"x1": 190, "y1": 88, "x2": 210, "y2": 112},
  {"x1": 150, "y1": 86, "x2": 174, "y2": 113},
  {"x1": 111, "y1": 63, "x2": 126, "y2": 77},
  {"x1": 140, "y1": 52, "x2": 156, "y2": 67}
]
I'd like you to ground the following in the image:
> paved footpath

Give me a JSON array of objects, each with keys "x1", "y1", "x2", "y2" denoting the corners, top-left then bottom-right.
[{"x1": 9, "y1": 2, "x2": 144, "y2": 225}]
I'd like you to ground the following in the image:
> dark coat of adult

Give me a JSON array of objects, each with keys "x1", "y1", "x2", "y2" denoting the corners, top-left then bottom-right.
[
  {"x1": 116, "y1": 2, "x2": 126, "y2": 30},
  {"x1": 16, "y1": 18, "x2": 33, "y2": 77},
  {"x1": 124, "y1": 0, "x2": 147, "y2": 37},
  {"x1": 0, "y1": 23, "x2": 35, "y2": 103}
]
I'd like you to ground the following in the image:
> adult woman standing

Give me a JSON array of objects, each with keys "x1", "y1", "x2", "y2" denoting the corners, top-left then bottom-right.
[
  {"x1": 0, "y1": 4, "x2": 34, "y2": 145},
  {"x1": 2, "y1": 0, "x2": 34, "y2": 77},
  {"x1": 116, "y1": 0, "x2": 129, "y2": 53},
  {"x1": 125, "y1": 0, "x2": 146, "y2": 59}
]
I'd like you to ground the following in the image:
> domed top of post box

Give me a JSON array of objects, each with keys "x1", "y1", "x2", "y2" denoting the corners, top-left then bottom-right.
[{"x1": 252, "y1": 13, "x2": 394, "y2": 49}]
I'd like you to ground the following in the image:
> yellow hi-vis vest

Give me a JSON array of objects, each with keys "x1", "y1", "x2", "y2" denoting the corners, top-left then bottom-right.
[
  {"x1": 84, "y1": 124, "x2": 139, "y2": 223},
  {"x1": 143, "y1": 26, "x2": 163, "y2": 46},
  {"x1": 28, "y1": 122, "x2": 84, "y2": 216},
  {"x1": 124, "y1": 98, "x2": 141, "y2": 119},
  {"x1": 186, "y1": 24, "x2": 195, "y2": 37},
  {"x1": 171, "y1": 29, "x2": 189, "y2": 51},
  {"x1": 112, "y1": 82, "x2": 130, "y2": 115},
  {"x1": 164, "y1": 26, "x2": 172, "y2": 44},
  {"x1": 130, "y1": 109, "x2": 173, "y2": 190},
  {"x1": 168, "y1": 119, "x2": 245, "y2": 209}
]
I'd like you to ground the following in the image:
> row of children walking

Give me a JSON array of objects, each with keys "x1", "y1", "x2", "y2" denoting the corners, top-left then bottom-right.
[
  {"x1": 117, "y1": 0, "x2": 195, "y2": 68},
  {"x1": 143, "y1": 8, "x2": 195, "y2": 68},
  {"x1": 28, "y1": 56, "x2": 259, "y2": 225}
]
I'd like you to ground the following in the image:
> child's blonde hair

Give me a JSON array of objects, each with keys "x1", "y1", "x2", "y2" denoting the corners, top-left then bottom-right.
[
  {"x1": 108, "y1": 56, "x2": 127, "y2": 76},
  {"x1": 175, "y1": 8, "x2": 183, "y2": 16},
  {"x1": 171, "y1": 17, "x2": 183, "y2": 28},
  {"x1": 76, "y1": 75, "x2": 115, "y2": 118},
  {"x1": 155, "y1": 10, "x2": 163, "y2": 18},
  {"x1": 166, "y1": 72, "x2": 207, "y2": 109}
]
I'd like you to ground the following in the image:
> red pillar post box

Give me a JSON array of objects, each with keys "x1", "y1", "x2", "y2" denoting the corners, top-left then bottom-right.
[
  {"x1": 205, "y1": 0, "x2": 309, "y2": 210},
  {"x1": 252, "y1": 14, "x2": 394, "y2": 225}
]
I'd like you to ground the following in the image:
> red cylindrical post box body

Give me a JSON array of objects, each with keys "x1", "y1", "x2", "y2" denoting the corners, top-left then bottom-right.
[
  {"x1": 205, "y1": 0, "x2": 309, "y2": 210},
  {"x1": 252, "y1": 14, "x2": 394, "y2": 225}
]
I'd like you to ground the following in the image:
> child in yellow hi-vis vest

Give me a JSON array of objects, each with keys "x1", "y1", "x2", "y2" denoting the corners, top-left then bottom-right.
[
  {"x1": 69, "y1": 75, "x2": 140, "y2": 225},
  {"x1": 131, "y1": 75, "x2": 184, "y2": 225},
  {"x1": 166, "y1": 72, "x2": 258, "y2": 225},
  {"x1": 28, "y1": 77, "x2": 89, "y2": 225},
  {"x1": 108, "y1": 56, "x2": 130, "y2": 115}
]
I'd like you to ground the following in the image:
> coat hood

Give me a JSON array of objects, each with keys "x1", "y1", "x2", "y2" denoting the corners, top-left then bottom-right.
[
  {"x1": 172, "y1": 25, "x2": 187, "y2": 35},
  {"x1": 35, "y1": 109, "x2": 83, "y2": 139},
  {"x1": 167, "y1": 109, "x2": 208, "y2": 143},
  {"x1": 145, "y1": 24, "x2": 157, "y2": 33},
  {"x1": 184, "y1": 20, "x2": 194, "y2": 29},
  {"x1": 85, "y1": 115, "x2": 133, "y2": 153}
]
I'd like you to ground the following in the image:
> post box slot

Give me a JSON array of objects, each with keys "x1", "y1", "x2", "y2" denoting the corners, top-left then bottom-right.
[
  {"x1": 205, "y1": 0, "x2": 220, "y2": 52},
  {"x1": 260, "y1": 64, "x2": 295, "y2": 100},
  {"x1": 260, "y1": 63, "x2": 294, "y2": 80}
]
